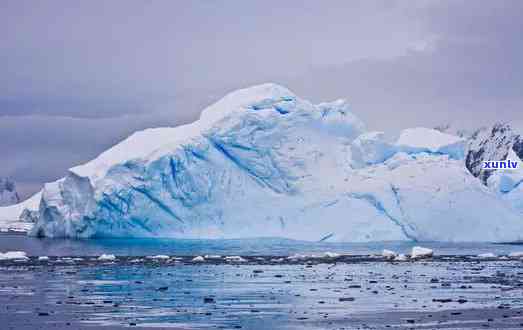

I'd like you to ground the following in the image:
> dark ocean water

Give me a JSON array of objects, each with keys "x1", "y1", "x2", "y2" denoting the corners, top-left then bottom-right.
[{"x1": 1, "y1": 232, "x2": 522, "y2": 257}]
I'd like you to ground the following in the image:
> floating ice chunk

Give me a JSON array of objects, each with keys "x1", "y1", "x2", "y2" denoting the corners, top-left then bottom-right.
[
  {"x1": 394, "y1": 254, "x2": 408, "y2": 261},
  {"x1": 508, "y1": 251, "x2": 523, "y2": 258},
  {"x1": 204, "y1": 255, "x2": 222, "y2": 260},
  {"x1": 287, "y1": 254, "x2": 308, "y2": 260},
  {"x1": 396, "y1": 128, "x2": 465, "y2": 159},
  {"x1": 38, "y1": 256, "x2": 49, "y2": 261},
  {"x1": 192, "y1": 256, "x2": 205, "y2": 262},
  {"x1": 411, "y1": 246, "x2": 433, "y2": 259},
  {"x1": 323, "y1": 252, "x2": 341, "y2": 258},
  {"x1": 477, "y1": 252, "x2": 497, "y2": 258},
  {"x1": 97, "y1": 254, "x2": 116, "y2": 261},
  {"x1": 382, "y1": 249, "x2": 398, "y2": 259},
  {"x1": 225, "y1": 256, "x2": 246, "y2": 262},
  {"x1": 147, "y1": 255, "x2": 170, "y2": 260},
  {"x1": 0, "y1": 251, "x2": 28, "y2": 260}
]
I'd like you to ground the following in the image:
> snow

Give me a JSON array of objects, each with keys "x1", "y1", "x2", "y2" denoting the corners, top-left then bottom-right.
[
  {"x1": 70, "y1": 84, "x2": 301, "y2": 183},
  {"x1": 384, "y1": 152, "x2": 412, "y2": 170},
  {"x1": 13, "y1": 83, "x2": 523, "y2": 243},
  {"x1": 0, "y1": 251, "x2": 28, "y2": 260},
  {"x1": 351, "y1": 132, "x2": 396, "y2": 166},
  {"x1": 411, "y1": 246, "x2": 433, "y2": 259},
  {"x1": 192, "y1": 256, "x2": 205, "y2": 262},
  {"x1": 38, "y1": 256, "x2": 49, "y2": 261},
  {"x1": 97, "y1": 254, "x2": 116, "y2": 261},
  {"x1": 396, "y1": 127, "x2": 465, "y2": 159}
]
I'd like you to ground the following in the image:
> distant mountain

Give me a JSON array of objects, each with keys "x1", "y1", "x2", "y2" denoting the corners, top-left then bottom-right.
[
  {"x1": 433, "y1": 123, "x2": 476, "y2": 139},
  {"x1": 0, "y1": 178, "x2": 20, "y2": 207},
  {"x1": 465, "y1": 123, "x2": 523, "y2": 185}
]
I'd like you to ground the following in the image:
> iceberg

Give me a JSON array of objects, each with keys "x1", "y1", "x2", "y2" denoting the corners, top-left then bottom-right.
[
  {"x1": 97, "y1": 254, "x2": 116, "y2": 261},
  {"x1": 3, "y1": 83, "x2": 519, "y2": 243},
  {"x1": 411, "y1": 246, "x2": 433, "y2": 259},
  {"x1": 0, "y1": 251, "x2": 28, "y2": 261}
]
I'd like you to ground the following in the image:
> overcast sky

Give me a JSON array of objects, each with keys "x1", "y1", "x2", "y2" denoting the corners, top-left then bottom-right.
[{"x1": 1, "y1": 0, "x2": 522, "y2": 199}]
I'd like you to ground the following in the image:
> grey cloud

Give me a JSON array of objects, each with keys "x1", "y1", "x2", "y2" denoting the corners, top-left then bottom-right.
[{"x1": 1, "y1": 0, "x2": 522, "y2": 199}]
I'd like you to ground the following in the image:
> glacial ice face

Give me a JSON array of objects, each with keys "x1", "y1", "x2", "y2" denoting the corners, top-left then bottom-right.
[{"x1": 26, "y1": 84, "x2": 523, "y2": 242}]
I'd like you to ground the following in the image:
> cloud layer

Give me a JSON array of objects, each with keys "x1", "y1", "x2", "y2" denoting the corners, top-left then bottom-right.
[{"x1": 1, "y1": 1, "x2": 522, "y2": 198}]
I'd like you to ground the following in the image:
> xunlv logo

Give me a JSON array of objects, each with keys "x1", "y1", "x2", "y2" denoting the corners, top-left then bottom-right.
[{"x1": 483, "y1": 159, "x2": 519, "y2": 169}]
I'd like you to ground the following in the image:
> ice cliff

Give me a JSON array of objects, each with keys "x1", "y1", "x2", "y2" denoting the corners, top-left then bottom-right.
[{"x1": 3, "y1": 84, "x2": 523, "y2": 242}]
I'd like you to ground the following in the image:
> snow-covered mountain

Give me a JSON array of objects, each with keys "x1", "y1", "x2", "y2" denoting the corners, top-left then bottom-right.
[
  {"x1": 465, "y1": 123, "x2": 519, "y2": 184},
  {"x1": 0, "y1": 178, "x2": 20, "y2": 207},
  {"x1": 464, "y1": 123, "x2": 523, "y2": 215}
]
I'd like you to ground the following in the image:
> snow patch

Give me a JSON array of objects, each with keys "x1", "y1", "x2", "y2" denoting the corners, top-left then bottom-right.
[{"x1": 396, "y1": 128, "x2": 465, "y2": 159}]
